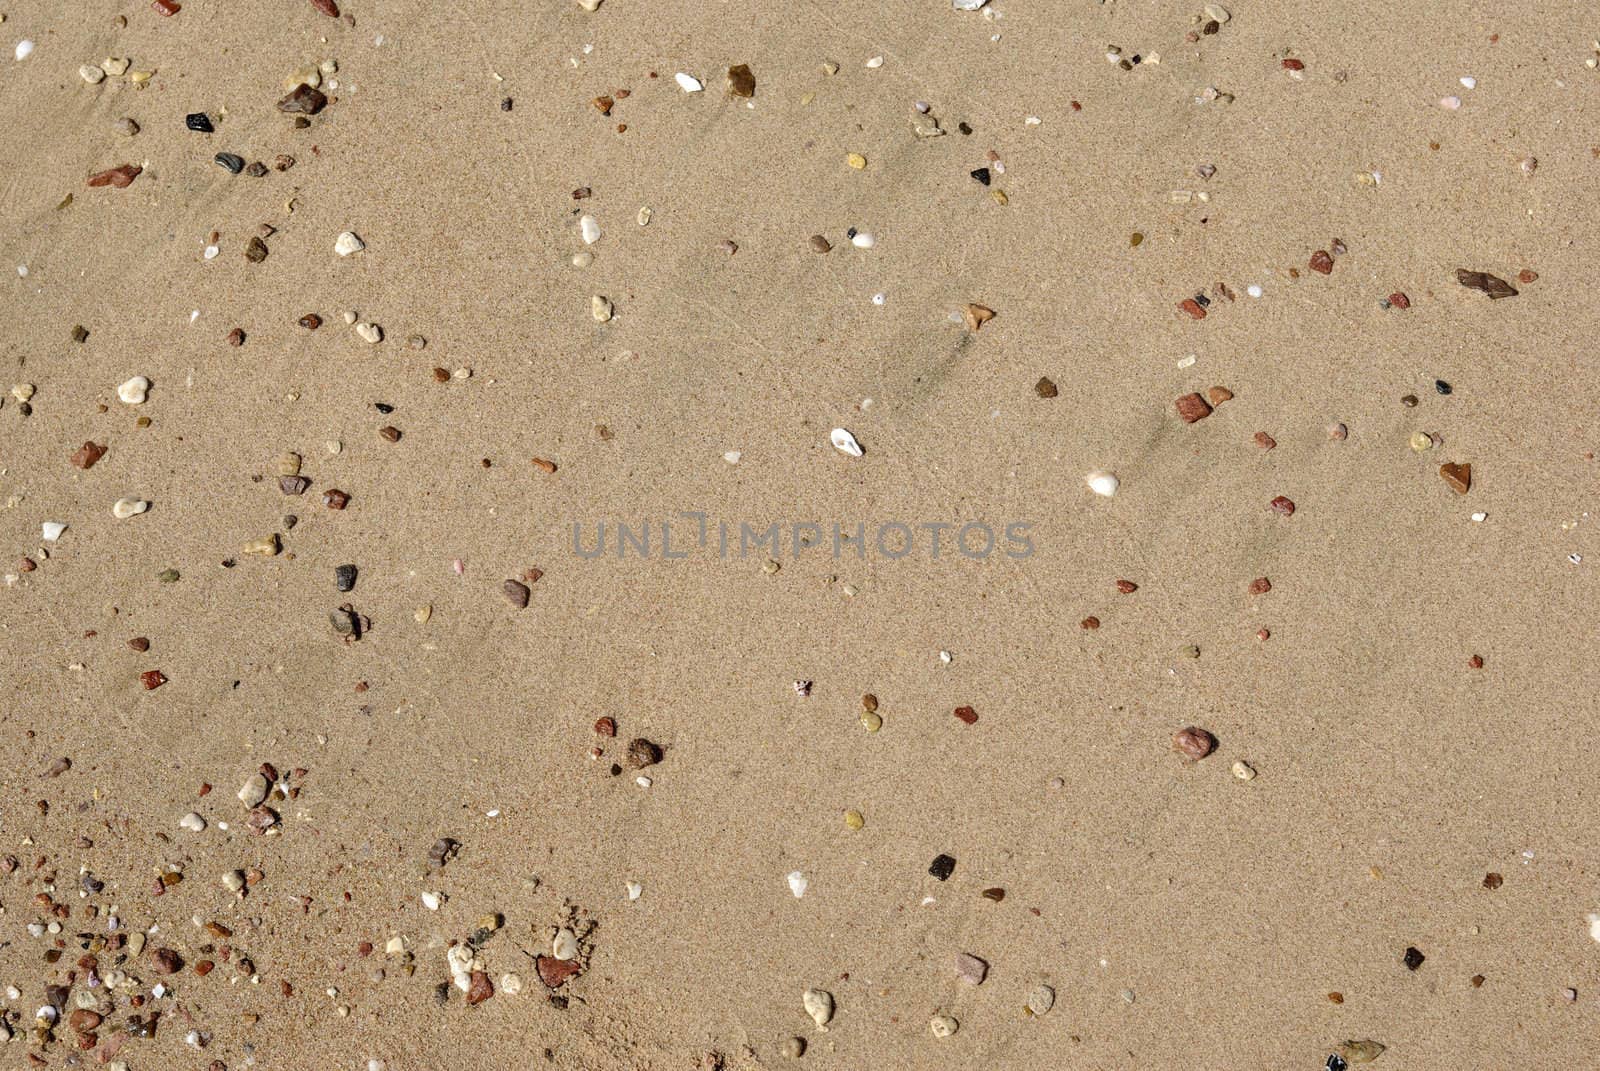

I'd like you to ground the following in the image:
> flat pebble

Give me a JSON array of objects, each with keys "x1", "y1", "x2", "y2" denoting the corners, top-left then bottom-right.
[
  {"x1": 1026, "y1": 983, "x2": 1055, "y2": 1015},
  {"x1": 674, "y1": 72, "x2": 703, "y2": 92},
  {"x1": 334, "y1": 231, "x2": 365, "y2": 256},
  {"x1": 802, "y1": 988, "x2": 833, "y2": 1030},
  {"x1": 118, "y1": 376, "x2": 150, "y2": 404},
  {"x1": 930, "y1": 1015, "x2": 959, "y2": 1038},
  {"x1": 112, "y1": 497, "x2": 150, "y2": 519}
]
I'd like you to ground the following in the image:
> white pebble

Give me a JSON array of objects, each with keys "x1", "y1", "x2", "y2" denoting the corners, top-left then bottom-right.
[
  {"x1": 635, "y1": 775, "x2": 652, "y2": 788},
  {"x1": 41, "y1": 522, "x2": 67, "y2": 542},
  {"x1": 871, "y1": 292, "x2": 886, "y2": 305},
  {"x1": 179, "y1": 812, "x2": 206, "y2": 832},
  {"x1": 1440, "y1": 95, "x2": 1461, "y2": 110},
  {"x1": 850, "y1": 232, "x2": 875, "y2": 249},
  {"x1": 15, "y1": 40, "x2": 34, "y2": 61},
  {"x1": 591, "y1": 295, "x2": 614, "y2": 322},
  {"x1": 865, "y1": 55, "x2": 884, "y2": 68},
  {"x1": 580, "y1": 215, "x2": 601, "y2": 244},
  {"x1": 80, "y1": 64, "x2": 106, "y2": 84},
  {"x1": 499, "y1": 972, "x2": 523, "y2": 995},
  {"x1": 1246, "y1": 284, "x2": 1263, "y2": 298},
  {"x1": 625, "y1": 880, "x2": 642, "y2": 900},
  {"x1": 830, "y1": 427, "x2": 864, "y2": 457},
  {"x1": 953, "y1": 0, "x2": 987, "y2": 8},
  {"x1": 354, "y1": 321, "x2": 383, "y2": 344},
  {"x1": 787, "y1": 871, "x2": 809, "y2": 898},
  {"x1": 802, "y1": 988, "x2": 834, "y2": 1030},
  {"x1": 723, "y1": 450, "x2": 741, "y2": 464},
  {"x1": 420, "y1": 891, "x2": 441, "y2": 911},
  {"x1": 117, "y1": 376, "x2": 150, "y2": 404},
  {"x1": 930, "y1": 1014, "x2": 959, "y2": 1037},
  {"x1": 112, "y1": 497, "x2": 149, "y2": 520},
  {"x1": 1086, "y1": 470, "x2": 1119, "y2": 497},
  {"x1": 334, "y1": 231, "x2": 366, "y2": 256},
  {"x1": 203, "y1": 245, "x2": 219, "y2": 260},
  {"x1": 674, "y1": 72, "x2": 703, "y2": 92},
  {"x1": 1460, "y1": 76, "x2": 1477, "y2": 89},
  {"x1": 1471, "y1": 511, "x2": 1487, "y2": 522}
]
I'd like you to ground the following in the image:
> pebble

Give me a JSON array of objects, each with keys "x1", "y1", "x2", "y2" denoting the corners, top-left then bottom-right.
[
  {"x1": 830, "y1": 428, "x2": 864, "y2": 457},
  {"x1": 334, "y1": 231, "x2": 365, "y2": 256},
  {"x1": 1026, "y1": 984, "x2": 1055, "y2": 1016},
  {"x1": 1086, "y1": 471, "x2": 1119, "y2": 497},
  {"x1": 780, "y1": 1037, "x2": 806, "y2": 1058},
  {"x1": 627, "y1": 738, "x2": 662, "y2": 768},
  {"x1": 503, "y1": 579, "x2": 531, "y2": 608},
  {"x1": 185, "y1": 112, "x2": 214, "y2": 132},
  {"x1": 802, "y1": 988, "x2": 833, "y2": 1030},
  {"x1": 928, "y1": 853, "x2": 956, "y2": 881},
  {"x1": 112, "y1": 497, "x2": 150, "y2": 519},
  {"x1": 591, "y1": 295, "x2": 614, "y2": 322},
  {"x1": 954, "y1": 952, "x2": 988, "y2": 985},
  {"x1": 850, "y1": 232, "x2": 875, "y2": 249},
  {"x1": 15, "y1": 40, "x2": 34, "y2": 61},
  {"x1": 42, "y1": 522, "x2": 67, "y2": 541},
  {"x1": 215, "y1": 153, "x2": 246, "y2": 174},
  {"x1": 727, "y1": 63, "x2": 755, "y2": 97},
  {"x1": 843, "y1": 809, "x2": 864, "y2": 830},
  {"x1": 552, "y1": 928, "x2": 579, "y2": 961},
  {"x1": 355, "y1": 322, "x2": 383, "y2": 343},
  {"x1": 1232, "y1": 760, "x2": 1256, "y2": 781},
  {"x1": 674, "y1": 72, "x2": 704, "y2": 92},
  {"x1": 580, "y1": 215, "x2": 601, "y2": 244},
  {"x1": 929, "y1": 1015, "x2": 959, "y2": 1038},
  {"x1": 118, "y1": 376, "x2": 150, "y2": 404},
  {"x1": 808, "y1": 235, "x2": 832, "y2": 253},
  {"x1": 334, "y1": 564, "x2": 357, "y2": 592},
  {"x1": 179, "y1": 812, "x2": 206, "y2": 832},
  {"x1": 1455, "y1": 268, "x2": 1518, "y2": 299},
  {"x1": 787, "y1": 871, "x2": 809, "y2": 898},
  {"x1": 277, "y1": 84, "x2": 328, "y2": 114},
  {"x1": 1439, "y1": 462, "x2": 1471, "y2": 495},
  {"x1": 80, "y1": 64, "x2": 106, "y2": 84},
  {"x1": 1172, "y1": 726, "x2": 1217, "y2": 760}
]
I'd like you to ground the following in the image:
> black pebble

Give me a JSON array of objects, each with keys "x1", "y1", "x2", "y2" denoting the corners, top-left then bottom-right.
[
  {"x1": 1434, "y1": 379, "x2": 1452, "y2": 395},
  {"x1": 334, "y1": 564, "x2": 358, "y2": 592},
  {"x1": 928, "y1": 854, "x2": 956, "y2": 881},
  {"x1": 1402, "y1": 946, "x2": 1425, "y2": 971},
  {"x1": 375, "y1": 402, "x2": 395, "y2": 414},
  {"x1": 500, "y1": 97, "x2": 513, "y2": 111},
  {"x1": 1325, "y1": 1056, "x2": 1348, "y2": 1071},
  {"x1": 970, "y1": 167, "x2": 991, "y2": 186},
  {"x1": 185, "y1": 112, "x2": 214, "y2": 133},
  {"x1": 957, "y1": 121, "x2": 972, "y2": 135},
  {"x1": 214, "y1": 153, "x2": 245, "y2": 174}
]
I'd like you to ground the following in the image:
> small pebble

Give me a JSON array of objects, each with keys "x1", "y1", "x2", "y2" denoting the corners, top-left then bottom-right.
[
  {"x1": 930, "y1": 1015, "x2": 959, "y2": 1038},
  {"x1": 117, "y1": 376, "x2": 150, "y2": 404}
]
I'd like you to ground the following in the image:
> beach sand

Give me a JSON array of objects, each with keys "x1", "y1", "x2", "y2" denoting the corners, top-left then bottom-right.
[{"x1": 2, "y1": 1, "x2": 1598, "y2": 1067}]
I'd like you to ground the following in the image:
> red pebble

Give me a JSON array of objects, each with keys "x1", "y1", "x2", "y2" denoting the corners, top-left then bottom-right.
[
  {"x1": 1388, "y1": 292, "x2": 1410, "y2": 309},
  {"x1": 1115, "y1": 579, "x2": 1138, "y2": 594},
  {"x1": 140, "y1": 670, "x2": 167, "y2": 690},
  {"x1": 594, "y1": 716, "x2": 617, "y2": 737},
  {"x1": 1269, "y1": 495, "x2": 1296, "y2": 516},
  {"x1": 151, "y1": 0, "x2": 180, "y2": 14},
  {"x1": 1253, "y1": 432, "x2": 1277, "y2": 450},
  {"x1": 1468, "y1": 654, "x2": 1484, "y2": 669},
  {"x1": 1256, "y1": 628, "x2": 1271, "y2": 642},
  {"x1": 1178, "y1": 298, "x2": 1206, "y2": 321},
  {"x1": 1282, "y1": 57, "x2": 1305, "y2": 71},
  {"x1": 1309, "y1": 250, "x2": 1334, "y2": 275},
  {"x1": 87, "y1": 165, "x2": 142, "y2": 189},
  {"x1": 953, "y1": 705, "x2": 978, "y2": 725},
  {"x1": 310, "y1": 0, "x2": 340, "y2": 15},
  {"x1": 1248, "y1": 577, "x2": 1272, "y2": 595},
  {"x1": 1080, "y1": 616, "x2": 1100, "y2": 630},
  {"x1": 535, "y1": 955, "x2": 582, "y2": 988}
]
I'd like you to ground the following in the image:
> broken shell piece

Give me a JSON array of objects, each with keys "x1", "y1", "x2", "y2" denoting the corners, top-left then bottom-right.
[
  {"x1": 333, "y1": 231, "x2": 365, "y2": 256},
  {"x1": 786, "y1": 871, "x2": 808, "y2": 898},
  {"x1": 830, "y1": 428, "x2": 864, "y2": 457},
  {"x1": 1086, "y1": 471, "x2": 1119, "y2": 497},
  {"x1": 802, "y1": 988, "x2": 833, "y2": 1031},
  {"x1": 112, "y1": 497, "x2": 150, "y2": 519},
  {"x1": 551, "y1": 928, "x2": 579, "y2": 961},
  {"x1": 579, "y1": 215, "x2": 600, "y2": 244},
  {"x1": 674, "y1": 72, "x2": 703, "y2": 92},
  {"x1": 962, "y1": 303, "x2": 995, "y2": 331},
  {"x1": 41, "y1": 522, "x2": 67, "y2": 542},
  {"x1": 591, "y1": 295, "x2": 614, "y2": 322},
  {"x1": 118, "y1": 376, "x2": 150, "y2": 404}
]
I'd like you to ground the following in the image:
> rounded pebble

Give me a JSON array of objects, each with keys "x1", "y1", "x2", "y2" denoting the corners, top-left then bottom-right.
[
  {"x1": 930, "y1": 1014, "x2": 959, "y2": 1038},
  {"x1": 117, "y1": 376, "x2": 150, "y2": 404}
]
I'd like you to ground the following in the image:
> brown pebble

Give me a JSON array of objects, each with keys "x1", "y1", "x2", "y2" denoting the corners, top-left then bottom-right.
[
  {"x1": 277, "y1": 84, "x2": 328, "y2": 115},
  {"x1": 87, "y1": 164, "x2": 142, "y2": 189},
  {"x1": 1248, "y1": 577, "x2": 1271, "y2": 595},
  {"x1": 298, "y1": 314, "x2": 322, "y2": 330},
  {"x1": 626, "y1": 738, "x2": 663, "y2": 768},
  {"x1": 1034, "y1": 376, "x2": 1058, "y2": 399},
  {"x1": 1455, "y1": 269, "x2": 1517, "y2": 299},
  {"x1": 594, "y1": 716, "x2": 617, "y2": 737},
  {"x1": 1468, "y1": 654, "x2": 1484, "y2": 669},
  {"x1": 140, "y1": 670, "x2": 167, "y2": 690},
  {"x1": 227, "y1": 328, "x2": 245, "y2": 347},
  {"x1": 962, "y1": 304, "x2": 996, "y2": 331},
  {"x1": 323, "y1": 489, "x2": 349, "y2": 509},
  {"x1": 433, "y1": 367, "x2": 451, "y2": 383},
  {"x1": 1178, "y1": 298, "x2": 1206, "y2": 320},
  {"x1": 1389, "y1": 292, "x2": 1411, "y2": 309},
  {"x1": 70, "y1": 441, "x2": 107, "y2": 470},
  {"x1": 1327, "y1": 992, "x2": 1344, "y2": 1004},
  {"x1": 1439, "y1": 462, "x2": 1471, "y2": 495},
  {"x1": 727, "y1": 63, "x2": 756, "y2": 98},
  {"x1": 502, "y1": 579, "x2": 531, "y2": 608},
  {"x1": 378, "y1": 426, "x2": 401, "y2": 443},
  {"x1": 194, "y1": 960, "x2": 214, "y2": 976},
  {"x1": 67, "y1": 1010, "x2": 101, "y2": 1031},
  {"x1": 1328, "y1": 422, "x2": 1348, "y2": 440},
  {"x1": 1207, "y1": 386, "x2": 1233, "y2": 405},
  {"x1": 808, "y1": 235, "x2": 832, "y2": 254},
  {"x1": 244, "y1": 237, "x2": 269, "y2": 263},
  {"x1": 1309, "y1": 250, "x2": 1334, "y2": 275},
  {"x1": 953, "y1": 705, "x2": 979, "y2": 725},
  {"x1": 1483, "y1": 872, "x2": 1503, "y2": 889},
  {"x1": 535, "y1": 955, "x2": 582, "y2": 988},
  {"x1": 274, "y1": 154, "x2": 295, "y2": 171},
  {"x1": 148, "y1": 947, "x2": 183, "y2": 973},
  {"x1": 1175, "y1": 392, "x2": 1213, "y2": 423},
  {"x1": 1253, "y1": 432, "x2": 1276, "y2": 449},
  {"x1": 531, "y1": 457, "x2": 558, "y2": 474},
  {"x1": 128, "y1": 637, "x2": 150, "y2": 652},
  {"x1": 592, "y1": 95, "x2": 615, "y2": 115},
  {"x1": 1172, "y1": 726, "x2": 1216, "y2": 760},
  {"x1": 981, "y1": 887, "x2": 1005, "y2": 902},
  {"x1": 1517, "y1": 269, "x2": 1538, "y2": 284},
  {"x1": 1269, "y1": 495, "x2": 1296, "y2": 516},
  {"x1": 279, "y1": 475, "x2": 311, "y2": 495},
  {"x1": 19, "y1": 557, "x2": 36, "y2": 572},
  {"x1": 1080, "y1": 616, "x2": 1100, "y2": 630},
  {"x1": 1283, "y1": 57, "x2": 1305, "y2": 71},
  {"x1": 466, "y1": 971, "x2": 494, "y2": 1005},
  {"x1": 1115, "y1": 579, "x2": 1138, "y2": 594}
]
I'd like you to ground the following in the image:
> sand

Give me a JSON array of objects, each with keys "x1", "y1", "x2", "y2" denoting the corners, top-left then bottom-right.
[{"x1": 2, "y1": 0, "x2": 1598, "y2": 1067}]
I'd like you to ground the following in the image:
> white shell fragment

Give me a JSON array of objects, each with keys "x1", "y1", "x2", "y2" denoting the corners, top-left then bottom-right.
[
  {"x1": 118, "y1": 376, "x2": 150, "y2": 404},
  {"x1": 802, "y1": 988, "x2": 834, "y2": 1031},
  {"x1": 179, "y1": 812, "x2": 207, "y2": 832},
  {"x1": 1086, "y1": 470, "x2": 1120, "y2": 497},
  {"x1": 624, "y1": 880, "x2": 642, "y2": 900},
  {"x1": 15, "y1": 40, "x2": 35, "y2": 61},
  {"x1": 850, "y1": 232, "x2": 876, "y2": 249},
  {"x1": 1589, "y1": 913, "x2": 1600, "y2": 944},
  {"x1": 830, "y1": 428, "x2": 864, "y2": 457},
  {"x1": 674, "y1": 72, "x2": 704, "y2": 92},
  {"x1": 787, "y1": 871, "x2": 809, "y2": 898},
  {"x1": 334, "y1": 231, "x2": 366, "y2": 256},
  {"x1": 552, "y1": 928, "x2": 579, "y2": 961},
  {"x1": 591, "y1": 295, "x2": 614, "y2": 322},
  {"x1": 1026, "y1": 983, "x2": 1055, "y2": 1016},
  {"x1": 953, "y1": 0, "x2": 988, "y2": 8},
  {"x1": 580, "y1": 215, "x2": 601, "y2": 244},
  {"x1": 41, "y1": 522, "x2": 67, "y2": 542},
  {"x1": 112, "y1": 497, "x2": 150, "y2": 519}
]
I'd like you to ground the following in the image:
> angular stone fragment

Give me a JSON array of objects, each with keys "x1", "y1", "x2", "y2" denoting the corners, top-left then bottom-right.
[
  {"x1": 277, "y1": 84, "x2": 327, "y2": 115},
  {"x1": 1455, "y1": 269, "x2": 1517, "y2": 299},
  {"x1": 1175, "y1": 392, "x2": 1213, "y2": 423}
]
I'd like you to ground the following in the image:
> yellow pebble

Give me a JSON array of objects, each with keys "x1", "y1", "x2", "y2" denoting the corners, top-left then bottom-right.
[
  {"x1": 992, "y1": 189, "x2": 1009, "y2": 206},
  {"x1": 1409, "y1": 432, "x2": 1433, "y2": 452},
  {"x1": 847, "y1": 153, "x2": 867, "y2": 170},
  {"x1": 800, "y1": 91, "x2": 815, "y2": 106},
  {"x1": 860, "y1": 711, "x2": 882, "y2": 733},
  {"x1": 843, "y1": 810, "x2": 864, "y2": 830}
]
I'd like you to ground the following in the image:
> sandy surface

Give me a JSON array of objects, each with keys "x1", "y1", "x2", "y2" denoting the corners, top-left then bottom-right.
[{"x1": 3, "y1": 1, "x2": 1599, "y2": 1068}]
